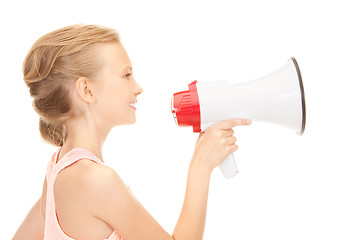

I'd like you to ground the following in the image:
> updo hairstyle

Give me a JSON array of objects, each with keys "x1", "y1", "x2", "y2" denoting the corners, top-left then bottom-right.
[{"x1": 23, "y1": 24, "x2": 120, "y2": 146}]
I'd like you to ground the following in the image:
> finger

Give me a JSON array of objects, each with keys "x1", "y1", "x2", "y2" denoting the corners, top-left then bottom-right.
[
  {"x1": 224, "y1": 136, "x2": 237, "y2": 145},
  {"x1": 222, "y1": 129, "x2": 234, "y2": 137},
  {"x1": 212, "y1": 119, "x2": 251, "y2": 129},
  {"x1": 227, "y1": 144, "x2": 239, "y2": 154}
]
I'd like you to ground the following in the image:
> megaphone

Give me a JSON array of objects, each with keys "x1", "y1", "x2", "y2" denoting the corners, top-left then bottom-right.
[{"x1": 171, "y1": 57, "x2": 306, "y2": 178}]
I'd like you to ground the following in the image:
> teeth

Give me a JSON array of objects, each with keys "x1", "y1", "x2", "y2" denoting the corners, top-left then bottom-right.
[{"x1": 129, "y1": 102, "x2": 136, "y2": 107}]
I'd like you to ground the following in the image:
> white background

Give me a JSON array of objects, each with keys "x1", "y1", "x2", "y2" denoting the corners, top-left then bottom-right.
[{"x1": 1, "y1": 0, "x2": 357, "y2": 239}]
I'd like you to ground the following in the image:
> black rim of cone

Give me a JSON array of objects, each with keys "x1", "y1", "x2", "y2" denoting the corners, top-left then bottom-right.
[{"x1": 290, "y1": 57, "x2": 306, "y2": 135}]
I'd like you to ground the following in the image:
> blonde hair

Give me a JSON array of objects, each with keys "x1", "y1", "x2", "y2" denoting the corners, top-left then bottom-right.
[{"x1": 23, "y1": 24, "x2": 120, "y2": 147}]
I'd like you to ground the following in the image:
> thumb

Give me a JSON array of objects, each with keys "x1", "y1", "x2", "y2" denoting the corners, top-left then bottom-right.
[
  {"x1": 212, "y1": 119, "x2": 251, "y2": 129},
  {"x1": 196, "y1": 131, "x2": 204, "y2": 144}
]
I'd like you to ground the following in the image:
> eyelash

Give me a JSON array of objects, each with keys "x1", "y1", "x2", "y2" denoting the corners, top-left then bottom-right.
[{"x1": 125, "y1": 73, "x2": 132, "y2": 79}]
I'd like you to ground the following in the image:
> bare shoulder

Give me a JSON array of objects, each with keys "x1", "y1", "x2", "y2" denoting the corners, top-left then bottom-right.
[
  {"x1": 54, "y1": 159, "x2": 127, "y2": 212},
  {"x1": 50, "y1": 160, "x2": 127, "y2": 239},
  {"x1": 55, "y1": 159, "x2": 124, "y2": 194},
  {"x1": 75, "y1": 160, "x2": 125, "y2": 194}
]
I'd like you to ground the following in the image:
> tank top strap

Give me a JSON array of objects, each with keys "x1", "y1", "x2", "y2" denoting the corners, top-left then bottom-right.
[{"x1": 53, "y1": 148, "x2": 104, "y2": 177}]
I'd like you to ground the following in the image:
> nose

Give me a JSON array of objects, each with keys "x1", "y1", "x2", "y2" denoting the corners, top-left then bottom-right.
[
  {"x1": 136, "y1": 87, "x2": 143, "y2": 95},
  {"x1": 135, "y1": 83, "x2": 143, "y2": 95}
]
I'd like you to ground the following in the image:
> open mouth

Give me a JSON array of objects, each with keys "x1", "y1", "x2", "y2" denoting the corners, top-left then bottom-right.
[{"x1": 129, "y1": 102, "x2": 136, "y2": 109}]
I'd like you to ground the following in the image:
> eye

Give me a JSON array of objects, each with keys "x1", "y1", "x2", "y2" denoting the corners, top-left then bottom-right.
[{"x1": 124, "y1": 73, "x2": 132, "y2": 79}]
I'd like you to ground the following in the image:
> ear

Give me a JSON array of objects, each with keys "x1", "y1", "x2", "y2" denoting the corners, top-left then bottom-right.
[{"x1": 75, "y1": 77, "x2": 96, "y2": 104}]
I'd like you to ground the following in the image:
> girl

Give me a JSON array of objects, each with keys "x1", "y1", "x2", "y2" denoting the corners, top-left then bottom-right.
[{"x1": 13, "y1": 24, "x2": 251, "y2": 240}]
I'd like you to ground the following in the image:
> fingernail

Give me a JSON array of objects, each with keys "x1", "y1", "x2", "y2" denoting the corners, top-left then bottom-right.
[{"x1": 246, "y1": 119, "x2": 251, "y2": 124}]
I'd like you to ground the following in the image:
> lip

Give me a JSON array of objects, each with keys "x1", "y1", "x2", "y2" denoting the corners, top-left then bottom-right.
[{"x1": 130, "y1": 100, "x2": 137, "y2": 110}]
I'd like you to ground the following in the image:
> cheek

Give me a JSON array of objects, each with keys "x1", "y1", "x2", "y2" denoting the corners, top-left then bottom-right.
[
  {"x1": 106, "y1": 85, "x2": 131, "y2": 113},
  {"x1": 94, "y1": 81, "x2": 133, "y2": 123}
]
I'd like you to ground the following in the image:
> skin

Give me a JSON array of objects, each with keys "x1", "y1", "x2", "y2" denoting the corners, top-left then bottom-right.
[{"x1": 13, "y1": 41, "x2": 251, "y2": 240}]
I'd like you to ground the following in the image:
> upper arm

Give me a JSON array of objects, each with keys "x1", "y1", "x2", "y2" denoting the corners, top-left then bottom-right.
[
  {"x1": 86, "y1": 167, "x2": 173, "y2": 240},
  {"x1": 41, "y1": 177, "x2": 47, "y2": 219},
  {"x1": 13, "y1": 177, "x2": 47, "y2": 240},
  {"x1": 13, "y1": 197, "x2": 45, "y2": 240}
]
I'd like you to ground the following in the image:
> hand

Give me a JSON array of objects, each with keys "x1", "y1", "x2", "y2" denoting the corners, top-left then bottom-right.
[{"x1": 191, "y1": 119, "x2": 251, "y2": 172}]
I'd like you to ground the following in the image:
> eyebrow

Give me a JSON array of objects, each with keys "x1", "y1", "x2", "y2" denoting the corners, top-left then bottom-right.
[{"x1": 121, "y1": 65, "x2": 132, "y2": 72}]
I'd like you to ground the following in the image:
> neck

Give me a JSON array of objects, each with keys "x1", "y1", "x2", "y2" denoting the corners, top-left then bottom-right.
[{"x1": 60, "y1": 114, "x2": 112, "y2": 162}]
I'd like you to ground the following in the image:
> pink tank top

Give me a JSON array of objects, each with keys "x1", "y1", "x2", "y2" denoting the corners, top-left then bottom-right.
[{"x1": 44, "y1": 148, "x2": 123, "y2": 240}]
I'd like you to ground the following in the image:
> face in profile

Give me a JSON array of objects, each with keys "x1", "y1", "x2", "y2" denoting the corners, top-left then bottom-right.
[{"x1": 91, "y1": 42, "x2": 143, "y2": 127}]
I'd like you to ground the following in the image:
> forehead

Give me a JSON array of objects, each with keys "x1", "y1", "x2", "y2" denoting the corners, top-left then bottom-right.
[{"x1": 98, "y1": 42, "x2": 132, "y2": 71}]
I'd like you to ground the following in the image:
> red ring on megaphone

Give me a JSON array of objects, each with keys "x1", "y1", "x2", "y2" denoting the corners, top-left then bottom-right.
[{"x1": 171, "y1": 80, "x2": 201, "y2": 132}]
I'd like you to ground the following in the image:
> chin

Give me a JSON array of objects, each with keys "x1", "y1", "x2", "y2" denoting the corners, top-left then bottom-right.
[
  {"x1": 115, "y1": 116, "x2": 136, "y2": 126},
  {"x1": 128, "y1": 120, "x2": 136, "y2": 125},
  {"x1": 127, "y1": 116, "x2": 137, "y2": 125}
]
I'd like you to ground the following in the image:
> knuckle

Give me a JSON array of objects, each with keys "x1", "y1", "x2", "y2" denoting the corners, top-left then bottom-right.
[
  {"x1": 208, "y1": 128, "x2": 217, "y2": 136},
  {"x1": 215, "y1": 130, "x2": 223, "y2": 138},
  {"x1": 226, "y1": 144, "x2": 238, "y2": 153},
  {"x1": 227, "y1": 129, "x2": 234, "y2": 137}
]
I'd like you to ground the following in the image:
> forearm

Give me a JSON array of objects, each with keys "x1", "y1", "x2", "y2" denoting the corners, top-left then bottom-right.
[{"x1": 173, "y1": 158, "x2": 212, "y2": 240}]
